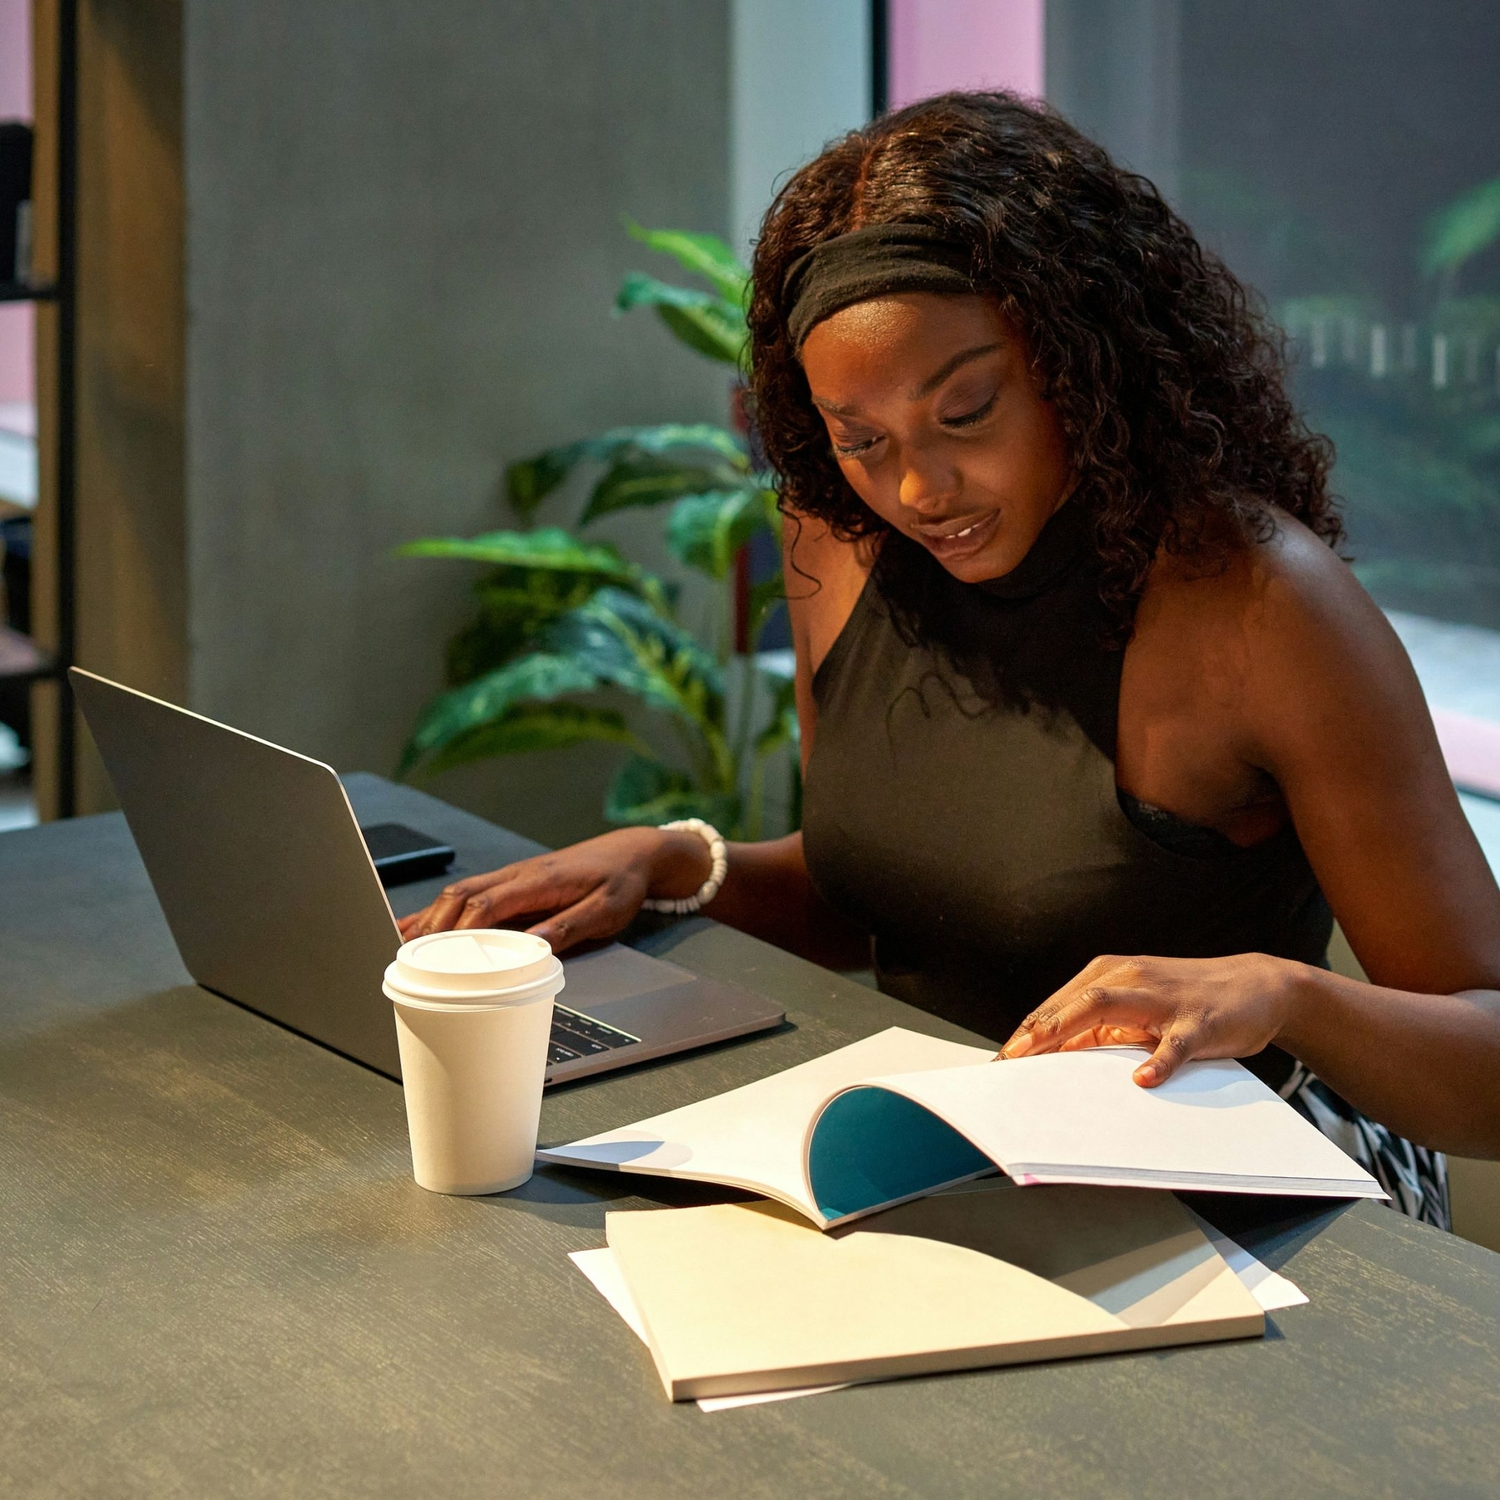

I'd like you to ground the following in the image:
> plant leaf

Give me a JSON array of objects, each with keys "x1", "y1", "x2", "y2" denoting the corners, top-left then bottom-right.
[
  {"x1": 1422, "y1": 175, "x2": 1500, "y2": 278},
  {"x1": 605, "y1": 752, "x2": 740, "y2": 829},
  {"x1": 754, "y1": 669, "x2": 800, "y2": 759},
  {"x1": 541, "y1": 587, "x2": 725, "y2": 729},
  {"x1": 445, "y1": 567, "x2": 605, "y2": 683},
  {"x1": 504, "y1": 424, "x2": 748, "y2": 519},
  {"x1": 625, "y1": 223, "x2": 749, "y2": 304},
  {"x1": 1461, "y1": 414, "x2": 1500, "y2": 460},
  {"x1": 580, "y1": 458, "x2": 749, "y2": 525},
  {"x1": 591, "y1": 422, "x2": 745, "y2": 465},
  {"x1": 401, "y1": 527, "x2": 671, "y2": 617},
  {"x1": 504, "y1": 446, "x2": 581, "y2": 519},
  {"x1": 666, "y1": 489, "x2": 775, "y2": 580},
  {"x1": 604, "y1": 752, "x2": 692, "y2": 823},
  {"x1": 615, "y1": 273, "x2": 747, "y2": 365},
  {"x1": 419, "y1": 703, "x2": 645, "y2": 778},
  {"x1": 398, "y1": 652, "x2": 602, "y2": 777},
  {"x1": 400, "y1": 527, "x2": 634, "y2": 579}
]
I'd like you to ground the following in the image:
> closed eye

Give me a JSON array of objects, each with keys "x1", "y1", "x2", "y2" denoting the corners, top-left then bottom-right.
[
  {"x1": 831, "y1": 431, "x2": 882, "y2": 457},
  {"x1": 940, "y1": 393, "x2": 997, "y2": 430}
]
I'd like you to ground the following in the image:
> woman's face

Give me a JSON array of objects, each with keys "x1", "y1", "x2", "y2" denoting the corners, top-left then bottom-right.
[{"x1": 799, "y1": 293, "x2": 1075, "y2": 582}]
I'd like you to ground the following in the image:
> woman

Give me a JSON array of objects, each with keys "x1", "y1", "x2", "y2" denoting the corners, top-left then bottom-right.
[{"x1": 404, "y1": 93, "x2": 1500, "y2": 1223}]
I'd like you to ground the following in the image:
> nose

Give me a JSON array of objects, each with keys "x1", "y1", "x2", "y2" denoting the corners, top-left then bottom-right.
[{"x1": 897, "y1": 452, "x2": 960, "y2": 518}]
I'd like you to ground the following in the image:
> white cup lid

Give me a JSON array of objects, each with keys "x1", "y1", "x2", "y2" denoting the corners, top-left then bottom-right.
[{"x1": 390, "y1": 929, "x2": 556, "y2": 996}]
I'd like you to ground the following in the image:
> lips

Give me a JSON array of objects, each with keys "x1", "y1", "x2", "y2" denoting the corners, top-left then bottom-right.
[{"x1": 913, "y1": 509, "x2": 1000, "y2": 563}]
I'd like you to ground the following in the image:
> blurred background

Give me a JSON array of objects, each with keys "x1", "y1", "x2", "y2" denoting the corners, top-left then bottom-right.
[{"x1": 2, "y1": 0, "x2": 1498, "y2": 863}]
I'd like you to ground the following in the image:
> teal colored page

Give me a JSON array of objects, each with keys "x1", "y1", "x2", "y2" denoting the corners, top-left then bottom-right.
[{"x1": 806, "y1": 1086, "x2": 996, "y2": 1222}]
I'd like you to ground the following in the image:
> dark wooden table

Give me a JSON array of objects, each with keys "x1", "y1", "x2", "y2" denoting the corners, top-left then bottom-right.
[{"x1": 3, "y1": 774, "x2": 1499, "y2": 1498}]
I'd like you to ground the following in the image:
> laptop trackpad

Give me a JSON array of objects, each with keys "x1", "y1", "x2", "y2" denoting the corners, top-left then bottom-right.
[{"x1": 559, "y1": 943, "x2": 695, "y2": 1007}]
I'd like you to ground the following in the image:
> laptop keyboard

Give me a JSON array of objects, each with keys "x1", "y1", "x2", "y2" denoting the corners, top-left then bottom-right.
[{"x1": 548, "y1": 1005, "x2": 642, "y2": 1066}]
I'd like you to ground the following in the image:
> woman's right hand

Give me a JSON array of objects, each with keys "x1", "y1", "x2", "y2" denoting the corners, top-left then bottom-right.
[{"x1": 396, "y1": 826, "x2": 712, "y2": 953}]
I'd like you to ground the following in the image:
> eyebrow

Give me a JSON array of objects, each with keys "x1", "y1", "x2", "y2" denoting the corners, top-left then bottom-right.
[
  {"x1": 810, "y1": 394, "x2": 860, "y2": 416},
  {"x1": 809, "y1": 340, "x2": 1004, "y2": 417},
  {"x1": 909, "y1": 341, "x2": 1003, "y2": 399}
]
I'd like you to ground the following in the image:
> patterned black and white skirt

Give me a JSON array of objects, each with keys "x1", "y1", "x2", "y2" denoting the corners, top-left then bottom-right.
[{"x1": 1279, "y1": 1062, "x2": 1451, "y2": 1229}]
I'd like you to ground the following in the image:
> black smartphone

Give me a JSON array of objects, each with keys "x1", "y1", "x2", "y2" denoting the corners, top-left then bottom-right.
[{"x1": 360, "y1": 822, "x2": 457, "y2": 888}]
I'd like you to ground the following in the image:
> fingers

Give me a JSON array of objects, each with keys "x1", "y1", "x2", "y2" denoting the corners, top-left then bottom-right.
[
  {"x1": 1058, "y1": 1023, "x2": 1159, "y2": 1052},
  {"x1": 1004, "y1": 989, "x2": 1147, "y2": 1057},
  {"x1": 996, "y1": 955, "x2": 1116, "y2": 1059},
  {"x1": 400, "y1": 871, "x2": 501, "y2": 938},
  {"x1": 1135, "y1": 1028, "x2": 1194, "y2": 1087},
  {"x1": 1000, "y1": 962, "x2": 1159, "y2": 1059},
  {"x1": 453, "y1": 869, "x2": 547, "y2": 930},
  {"x1": 526, "y1": 876, "x2": 642, "y2": 954},
  {"x1": 993, "y1": 952, "x2": 1284, "y2": 1085},
  {"x1": 1000, "y1": 989, "x2": 1202, "y2": 1085},
  {"x1": 400, "y1": 857, "x2": 591, "y2": 939}
]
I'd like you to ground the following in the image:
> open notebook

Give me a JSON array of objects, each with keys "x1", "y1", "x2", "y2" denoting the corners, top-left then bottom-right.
[
  {"x1": 539, "y1": 1027, "x2": 1385, "y2": 1226},
  {"x1": 604, "y1": 1181, "x2": 1267, "y2": 1401}
]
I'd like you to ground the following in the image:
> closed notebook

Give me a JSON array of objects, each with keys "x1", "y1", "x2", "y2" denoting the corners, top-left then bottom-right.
[
  {"x1": 541, "y1": 1027, "x2": 1385, "y2": 1226},
  {"x1": 606, "y1": 1181, "x2": 1266, "y2": 1401}
]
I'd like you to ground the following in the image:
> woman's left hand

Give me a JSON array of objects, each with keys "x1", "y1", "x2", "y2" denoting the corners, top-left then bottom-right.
[{"x1": 997, "y1": 952, "x2": 1306, "y2": 1087}]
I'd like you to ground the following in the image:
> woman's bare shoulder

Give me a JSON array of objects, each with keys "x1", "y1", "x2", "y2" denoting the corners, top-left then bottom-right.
[
  {"x1": 782, "y1": 508, "x2": 872, "y2": 592},
  {"x1": 782, "y1": 507, "x2": 874, "y2": 677},
  {"x1": 1141, "y1": 507, "x2": 1423, "y2": 759},
  {"x1": 1145, "y1": 508, "x2": 1377, "y2": 649}
]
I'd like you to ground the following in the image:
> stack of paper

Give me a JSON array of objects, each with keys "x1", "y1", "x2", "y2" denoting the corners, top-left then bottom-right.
[
  {"x1": 547, "y1": 1028, "x2": 1353, "y2": 1403},
  {"x1": 609, "y1": 1183, "x2": 1267, "y2": 1401}
]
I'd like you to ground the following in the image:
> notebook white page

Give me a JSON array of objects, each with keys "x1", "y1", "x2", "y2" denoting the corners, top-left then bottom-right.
[
  {"x1": 538, "y1": 1028, "x2": 992, "y2": 1220},
  {"x1": 844, "y1": 1048, "x2": 1385, "y2": 1197}
]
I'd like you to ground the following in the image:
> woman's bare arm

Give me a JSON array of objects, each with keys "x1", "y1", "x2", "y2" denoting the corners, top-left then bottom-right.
[
  {"x1": 1240, "y1": 529, "x2": 1500, "y2": 1149},
  {"x1": 399, "y1": 824, "x2": 870, "y2": 969},
  {"x1": 1005, "y1": 525, "x2": 1500, "y2": 1157},
  {"x1": 402, "y1": 510, "x2": 874, "y2": 968}
]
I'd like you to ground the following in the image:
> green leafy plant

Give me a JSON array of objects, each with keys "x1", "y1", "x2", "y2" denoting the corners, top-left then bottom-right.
[
  {"x1": 398, "y1": 226, "x2": 798, "y2": 838},
  {"x1": 1422, "y1": 175, "x2": 1500, "y2": 282}
]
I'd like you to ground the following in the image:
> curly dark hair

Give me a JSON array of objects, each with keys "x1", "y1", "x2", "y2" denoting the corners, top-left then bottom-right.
[{"x1": 748, "y1": 90, "x2": 1341, "y2": 641}]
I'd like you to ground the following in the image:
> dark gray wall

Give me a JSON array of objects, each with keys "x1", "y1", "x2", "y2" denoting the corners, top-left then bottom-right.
[
  {"x1": 1046, "y1": 0, "x2": 1182, "y2": 203},
  {"x1": 1175, "y1": 0, "x2": 1500, "y2": 313},
  {"x1": 184, "y1": 1, "x2": 732, "y2": 847},
  {"x1": 1049, "y1": 0, "x2": 1500, "y2": 313}
]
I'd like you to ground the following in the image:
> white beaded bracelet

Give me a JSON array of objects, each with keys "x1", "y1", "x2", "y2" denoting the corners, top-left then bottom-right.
[{"x1": 641, "y1": 818, "x2": 729, "y2": 915}]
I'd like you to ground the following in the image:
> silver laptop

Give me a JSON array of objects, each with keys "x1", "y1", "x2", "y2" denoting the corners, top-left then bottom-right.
[{"x1": 71, "y1": 668, "x2": 784, "y2": 1084}]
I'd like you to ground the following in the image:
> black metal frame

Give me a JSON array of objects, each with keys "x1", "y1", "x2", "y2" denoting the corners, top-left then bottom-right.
[
  {"x1": 55, "y1": 0, "x2": 77, "y2": 816},
  {"x1": 870, "y1": 0, "x2": 888, "y2": 116}
]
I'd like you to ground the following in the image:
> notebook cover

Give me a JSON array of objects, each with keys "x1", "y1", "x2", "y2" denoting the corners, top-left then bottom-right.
[{"x1": 607, "y1": 1181, "x2": 1265, "y2": 1400}]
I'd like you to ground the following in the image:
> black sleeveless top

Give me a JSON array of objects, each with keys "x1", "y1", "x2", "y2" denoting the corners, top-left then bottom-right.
[{"x1": 802, "y1": 500, "x2": 1333, "y2": 1089}]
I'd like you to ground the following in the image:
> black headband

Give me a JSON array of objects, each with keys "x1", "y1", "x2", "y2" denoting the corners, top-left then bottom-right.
[{"x1": 783, "y1": 222, "x2": 977, "y2": 351}]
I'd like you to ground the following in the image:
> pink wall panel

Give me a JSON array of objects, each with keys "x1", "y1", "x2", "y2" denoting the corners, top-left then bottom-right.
[
  {"x1": 0, "y1": 0, "x2": 34, "y2": 409},
  {"x1": 889, "y1": 0, "x2": 1044, "y2": 110}
]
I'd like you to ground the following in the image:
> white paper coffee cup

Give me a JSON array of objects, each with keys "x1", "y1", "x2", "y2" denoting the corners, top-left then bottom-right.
[{"x1": 384, "y1": 930, "x2": 564, "y2": 1195}]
